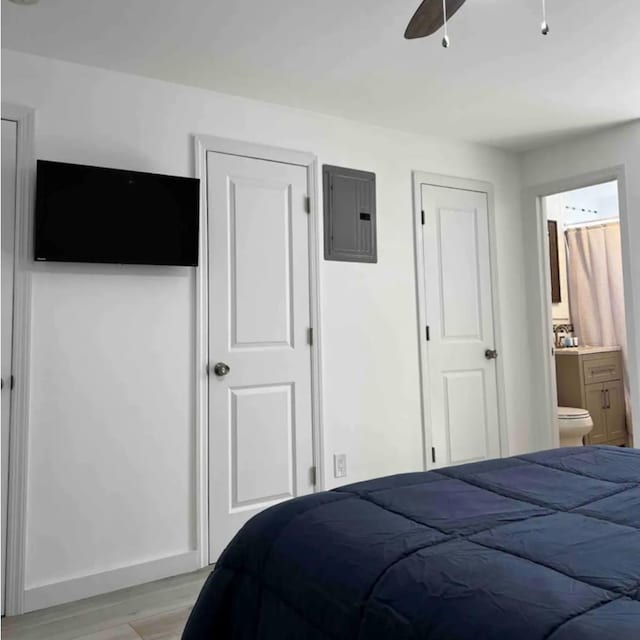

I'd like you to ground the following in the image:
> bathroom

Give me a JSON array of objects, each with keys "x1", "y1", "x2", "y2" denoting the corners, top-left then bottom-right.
[{"x1": 543, "y1": 180, "x2": 632, "y2": 448}]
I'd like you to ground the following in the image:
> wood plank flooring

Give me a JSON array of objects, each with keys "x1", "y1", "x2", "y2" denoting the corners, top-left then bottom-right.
[{"x1": 1, "y1": 568, "x2": 210, "y2": 640}]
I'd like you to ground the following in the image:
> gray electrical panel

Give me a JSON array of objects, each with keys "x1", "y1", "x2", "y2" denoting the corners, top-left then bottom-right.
[{"x1": 323, "y1": 165, "x2": 377, "y2": 263}]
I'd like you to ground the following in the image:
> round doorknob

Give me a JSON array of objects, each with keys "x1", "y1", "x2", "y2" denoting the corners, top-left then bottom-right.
[
  {"x1": 485, "y1": 349, "x2": 498, "y2": 360},
  {"x1": 213, "y1": 362, "x2": 230, "y2": 377}
]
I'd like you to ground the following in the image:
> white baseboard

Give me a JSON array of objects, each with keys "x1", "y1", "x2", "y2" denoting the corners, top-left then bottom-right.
[{"x1": 23, "y1": 550, "x2": 201, "y2": 612}]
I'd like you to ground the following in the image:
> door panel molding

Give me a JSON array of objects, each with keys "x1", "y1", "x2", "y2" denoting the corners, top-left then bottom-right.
[
  {"x1": 443, "y1": 369, "x2": 490, "y2": 465},
  {"x1": 412, "y1": 172, "x2": 508, "y2": 470},
  {"x1": 194, "y1": 136, "x2": 324, "y2": 567},
  {"x1": 228, "y1": 176, "x2": 294, "y2": 349},
  {"x1": 230, "y1": 382, "x2": 295, "y2": 510},
  {"x1": 1, "y1": 103, "x2": 35, "y2": 615},
  {"x1": 437, "y1": 205, "x2": 483, "y2": 340}
]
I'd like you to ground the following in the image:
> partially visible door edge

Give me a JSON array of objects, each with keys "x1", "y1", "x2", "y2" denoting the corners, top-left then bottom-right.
[
  {"x1": 411, "y1": 171, "x2": 508, "y2": 470},
  {"x1": 193, "y1": 135, "x2": 324, "y2": 566},
  {"x1": 2, "y1": 103, "x2": 36, "y2": 616}
]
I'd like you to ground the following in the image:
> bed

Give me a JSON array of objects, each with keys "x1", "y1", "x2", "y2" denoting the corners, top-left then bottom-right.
[{"x1": 182, "y1": 446, "x2": 640, "y2": 639}]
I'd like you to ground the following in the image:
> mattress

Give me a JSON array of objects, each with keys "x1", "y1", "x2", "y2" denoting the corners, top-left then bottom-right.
[{"x1": 182, "y1": 446, "x2": 640, "y2": 639}]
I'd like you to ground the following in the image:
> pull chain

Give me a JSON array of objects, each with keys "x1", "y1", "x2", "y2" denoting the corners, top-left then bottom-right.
[
  {"x1": 541, "y1": 0, "x2": 550, "y2": 35},
  {"x1": 439, "y1": 0, "x2": 549, "y2": 45},
  {"x1": 442, "y1": 0, "x2": 450, "y2": 47},
  {"x1": 442, "y1": 0, "x2": 449, "y2": 49}
]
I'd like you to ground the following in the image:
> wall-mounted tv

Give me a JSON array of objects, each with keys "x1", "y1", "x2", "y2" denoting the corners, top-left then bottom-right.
[{"x1": 35, "y1": 160, "x2": 200, "y2": 266}]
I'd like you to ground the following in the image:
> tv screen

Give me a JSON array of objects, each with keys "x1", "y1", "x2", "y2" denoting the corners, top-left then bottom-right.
[{"x1": 35, "y1": 160, "x2": 200, "y2": 266}]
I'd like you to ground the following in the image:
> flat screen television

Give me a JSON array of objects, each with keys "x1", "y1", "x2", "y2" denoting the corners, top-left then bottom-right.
[{"x1": 35, "y1": 160, "x2": 200, "y2": 266}]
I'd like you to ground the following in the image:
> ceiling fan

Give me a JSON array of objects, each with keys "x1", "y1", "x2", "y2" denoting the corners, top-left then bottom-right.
[{"x1": 405, "y1": 0, "x2": 550, "y2": 47}]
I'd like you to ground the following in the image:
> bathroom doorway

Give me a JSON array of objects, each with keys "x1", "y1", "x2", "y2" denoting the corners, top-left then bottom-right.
[{"x1": 541, "y1": 180, "x2": 632, "y2": 448}]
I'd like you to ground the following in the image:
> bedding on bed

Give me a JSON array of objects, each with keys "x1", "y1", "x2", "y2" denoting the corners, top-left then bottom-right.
[{"x1": 182, "y1": 446, "x2": 640, "y2": 639}]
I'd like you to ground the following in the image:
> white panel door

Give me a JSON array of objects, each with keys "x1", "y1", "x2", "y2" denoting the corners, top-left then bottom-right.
[
  {"x1": 421, "y1": 184, "x2": 501, "y2": 467},
  {"x1": 1, "y1": 119, "x2": 18, "y2": 615},
  {"x1": 207, "y1": 152, "x2": 314, "y2": 561}
]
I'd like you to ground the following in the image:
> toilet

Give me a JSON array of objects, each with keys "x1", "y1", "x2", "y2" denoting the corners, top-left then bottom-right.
[{"x1": 558, "y1": 407, "x2": 594, "y2": 447}]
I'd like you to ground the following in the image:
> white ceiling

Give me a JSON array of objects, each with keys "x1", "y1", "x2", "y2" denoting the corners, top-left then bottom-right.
[{"x1": 3, "y1": 0, "x2": 639, "y2": 150}]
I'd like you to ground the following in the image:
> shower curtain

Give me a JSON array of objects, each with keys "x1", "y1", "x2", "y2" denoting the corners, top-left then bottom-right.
[{"x1": 566, "y1": 221, "x2": 632, "y2": 431}]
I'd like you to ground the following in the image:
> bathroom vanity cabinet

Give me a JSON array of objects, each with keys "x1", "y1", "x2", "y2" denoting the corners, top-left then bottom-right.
[{"x1": 555, "y1": 347, "x2": 627, "y2": 446}]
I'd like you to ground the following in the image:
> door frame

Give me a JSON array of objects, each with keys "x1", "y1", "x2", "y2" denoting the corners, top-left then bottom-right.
[
  {"x1": 522, "y1": 165, "x2": 637, "y2": 450},
  {"x1": 194, "y1": 136, "x2": 324, "y2": 566},
  {"x1": 2, "y1": 103, "x2": 35, "y2": 615},
  {"x1": 412, "y1": 171, "x2": 508, "y2": 470}
]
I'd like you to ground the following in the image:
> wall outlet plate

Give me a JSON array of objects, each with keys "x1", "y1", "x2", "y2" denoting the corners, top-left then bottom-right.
[{"x1": 334, "y1": 453, "x2": 347, "y2": 478}]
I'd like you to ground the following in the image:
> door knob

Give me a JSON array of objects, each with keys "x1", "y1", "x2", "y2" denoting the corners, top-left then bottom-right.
[
  {"x1": 485, "y1": 349, "x2": 498, "y2": 360},
  {"x1": 213, "y1": 362, "x2": 231, "y2": 377}
]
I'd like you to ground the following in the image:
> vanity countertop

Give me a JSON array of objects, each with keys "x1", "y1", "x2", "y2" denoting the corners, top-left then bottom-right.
[{"x1": 555, "y1": 345, "x2": 621, "y2": 356}]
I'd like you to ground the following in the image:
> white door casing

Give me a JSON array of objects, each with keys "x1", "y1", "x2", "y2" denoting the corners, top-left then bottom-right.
[
  {"x1": 2, "y1": 104, "x2": 35, "y2": 616},
  {"x1": 1, "y1": 118, "x2": 18, "y2": 616},
  {"x1": 523, "y1": 168, "x2": 632, "y2": 452},
  {"x1": 417, "y1": 180, "x2": 503, "y2": 468},
  {"x1": 206, "y1": 151, "x2": 315, "y2": 561}
]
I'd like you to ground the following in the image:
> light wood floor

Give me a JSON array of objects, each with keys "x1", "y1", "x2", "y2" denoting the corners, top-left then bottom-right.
[{"x1": 1, "y1": 568, "x2": 211, "y2": 640}]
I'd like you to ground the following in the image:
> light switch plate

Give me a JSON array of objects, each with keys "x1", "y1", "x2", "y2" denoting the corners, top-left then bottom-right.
[{"x1": 334, "y1": 453, "x2": 347, "y2": 478}]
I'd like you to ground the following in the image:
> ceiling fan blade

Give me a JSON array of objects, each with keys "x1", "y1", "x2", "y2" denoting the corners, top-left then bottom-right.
[{"x1": 405, "y1": 0, "x2": 468, "y2": 39}]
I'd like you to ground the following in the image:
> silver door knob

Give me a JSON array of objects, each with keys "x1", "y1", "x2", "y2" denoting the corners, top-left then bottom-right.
[
  {"x1": 213, "y1": 362, "x2": 230, "y2": 377},
  {"x1": 485, "y1": 349, "x2": 498, "y2": 360}
]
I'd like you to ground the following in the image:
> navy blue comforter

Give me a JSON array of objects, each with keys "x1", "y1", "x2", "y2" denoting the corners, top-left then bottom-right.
[{"x1": 183, "y1": 446, "x2": 640, "y2": 639}]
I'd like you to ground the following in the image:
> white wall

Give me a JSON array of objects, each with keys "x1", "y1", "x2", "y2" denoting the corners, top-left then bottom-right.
[
  {"x1": 562, "y1": 181, "x2": 620, "y2": 223},
  {"x1": 521, "y1": 120, "x2": 640, "y2": 448},
  {"x1": 2, "y1": 50, "x2": 536, "y2": 609}
]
